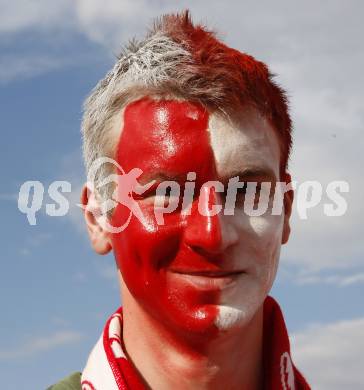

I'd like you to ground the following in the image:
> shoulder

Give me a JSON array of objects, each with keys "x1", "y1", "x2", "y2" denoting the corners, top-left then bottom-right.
[{"x1": 46, "y1": 372, "x2": 82, "y2": 390}]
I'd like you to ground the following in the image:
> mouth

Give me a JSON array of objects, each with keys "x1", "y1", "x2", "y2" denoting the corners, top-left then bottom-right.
[
  {"x1": 167, "y1": 269, "x2": 246, "y2": 290},
  {"x1": 170, "y1": 270, "x2": 245, "y2": 278}
]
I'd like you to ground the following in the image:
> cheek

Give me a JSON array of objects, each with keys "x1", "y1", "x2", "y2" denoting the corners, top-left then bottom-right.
[
  {"x1": 110, "y1": 205, "x2": 220, "y2": 335},
  {"x1": 110, "y1": 202, "x2": 182, "y2": 291},
  {"x1": 216, "y1": 215, "x2": 283, "y2": 329},
  {"x1": 248, "y1": 214, "x2": 283, "y2": 285},
  {"x1": 231, "y1": 213, "x2": 283, "y2": 278}
]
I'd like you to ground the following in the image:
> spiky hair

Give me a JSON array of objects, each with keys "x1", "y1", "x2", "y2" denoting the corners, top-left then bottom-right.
[{"x1": 82, "y1": 10, "x2": 292, "y2": 208}]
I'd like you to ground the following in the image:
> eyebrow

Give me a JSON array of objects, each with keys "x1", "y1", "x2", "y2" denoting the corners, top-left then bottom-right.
[
  {"x1": 138, "y1": 172, "x2": 188, "y2": 184},
  {"x1": 222, "y1": 167, "x2": 278, "y2": 184},
  {"x1": 138, "y1": 168, "x2": 277, "y2": 186}
]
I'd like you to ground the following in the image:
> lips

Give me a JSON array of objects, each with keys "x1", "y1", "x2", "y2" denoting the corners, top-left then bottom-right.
[
  {"x1": 169, "y1": 269, "x2": 245, "y2": 278},
  {"x1": 167, "y1": 269, "x2": 245, "y2": 291}
]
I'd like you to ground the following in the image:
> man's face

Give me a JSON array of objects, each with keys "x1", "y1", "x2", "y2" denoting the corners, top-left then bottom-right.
[{"x1": 109, "y1": 97, "x2": 289, "y2": 338}]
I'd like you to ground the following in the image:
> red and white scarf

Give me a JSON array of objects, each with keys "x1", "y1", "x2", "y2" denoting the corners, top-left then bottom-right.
[{"x1": 81, "y1": 296, "x2": 310, "y2": 389}]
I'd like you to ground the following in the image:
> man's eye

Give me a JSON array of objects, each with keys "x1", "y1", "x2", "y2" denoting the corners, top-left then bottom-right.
[
  {"x1": 133, "y1": 183, "x2": 159, "y2": 200},
  {"x1": 235, "y1": 184, "x2": 248, "y2": 200},
  {"x1": 236, "y1": 185, "x2": 248, "y2": 195},
  {"x1": 235, "y1": 183, "x2": 263, "y2": 206},
  {"x1": 252, "y1": 184, "x2": 263, "y2": 201},
  {"x1": 165, "y1": 186, "x2": 172, "y2": 198}
]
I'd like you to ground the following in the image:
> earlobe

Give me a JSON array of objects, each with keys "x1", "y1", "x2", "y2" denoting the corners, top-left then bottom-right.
[
  {"x1": 80, "y1": 184, "x2": 112, "y2": 255},
  {"x1": 281, "y1": 173, "x2": 294, "y2": 245}
]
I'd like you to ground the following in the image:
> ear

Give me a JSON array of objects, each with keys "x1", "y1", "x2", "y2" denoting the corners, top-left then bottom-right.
[
  {"x1": 80, "y1": 184, "x2": 112, "y2": 255},
  {"x1": 281, "y1": 173, "x2": 294, "y2": 245}
]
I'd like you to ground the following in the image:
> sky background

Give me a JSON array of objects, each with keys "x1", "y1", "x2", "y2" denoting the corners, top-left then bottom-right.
[{"x1": 0, "y1": 1, "x2": 363, "y2": 389}]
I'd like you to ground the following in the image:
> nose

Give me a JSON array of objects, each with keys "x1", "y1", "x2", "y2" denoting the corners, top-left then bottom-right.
[{"x1": 183, "y1": 185, "x2": 239, "y2": 256}]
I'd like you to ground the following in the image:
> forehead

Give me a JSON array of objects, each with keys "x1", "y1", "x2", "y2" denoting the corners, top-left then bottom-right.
[
  {"x1": 115, "y1": 97, "x2": 211, "y2": 177},
  {"x1": 115, "y1": 97, "x2": 280, "y2": 179},
  {"x1": 208, "y1": 109, "x2": 281, "y2": 179}
]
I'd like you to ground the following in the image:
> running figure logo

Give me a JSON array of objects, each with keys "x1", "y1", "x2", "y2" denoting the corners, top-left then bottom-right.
[{"x1": 80, "y1": 157, "x2": 155, "y2": 233}]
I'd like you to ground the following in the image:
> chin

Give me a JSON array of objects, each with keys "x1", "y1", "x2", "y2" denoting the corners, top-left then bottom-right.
[
  {"x1": 214, "y1": 287, "x2": 267, "y2": 332},
  {"x1": 214, "y1": 304, "x2": 255, "y2": 331}
]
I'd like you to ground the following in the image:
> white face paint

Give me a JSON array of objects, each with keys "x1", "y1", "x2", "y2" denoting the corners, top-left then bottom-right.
[{"x1": 208, "y1": 109, "x2": 287, "y2": 330}]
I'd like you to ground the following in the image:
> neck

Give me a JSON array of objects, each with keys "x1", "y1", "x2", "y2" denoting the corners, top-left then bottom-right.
[{"x1": 121, "y1": 284, "x2": 263, "y2": 390}]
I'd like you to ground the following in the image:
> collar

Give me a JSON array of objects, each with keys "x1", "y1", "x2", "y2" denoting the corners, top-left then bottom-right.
[{"x1": 81, "y1": 296, "x2": 310, "y2": 389}]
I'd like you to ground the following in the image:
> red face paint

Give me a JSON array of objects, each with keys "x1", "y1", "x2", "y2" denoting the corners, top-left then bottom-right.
[{"x1": 110, "y1": 97, "x2": 224, "y2": 342}]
